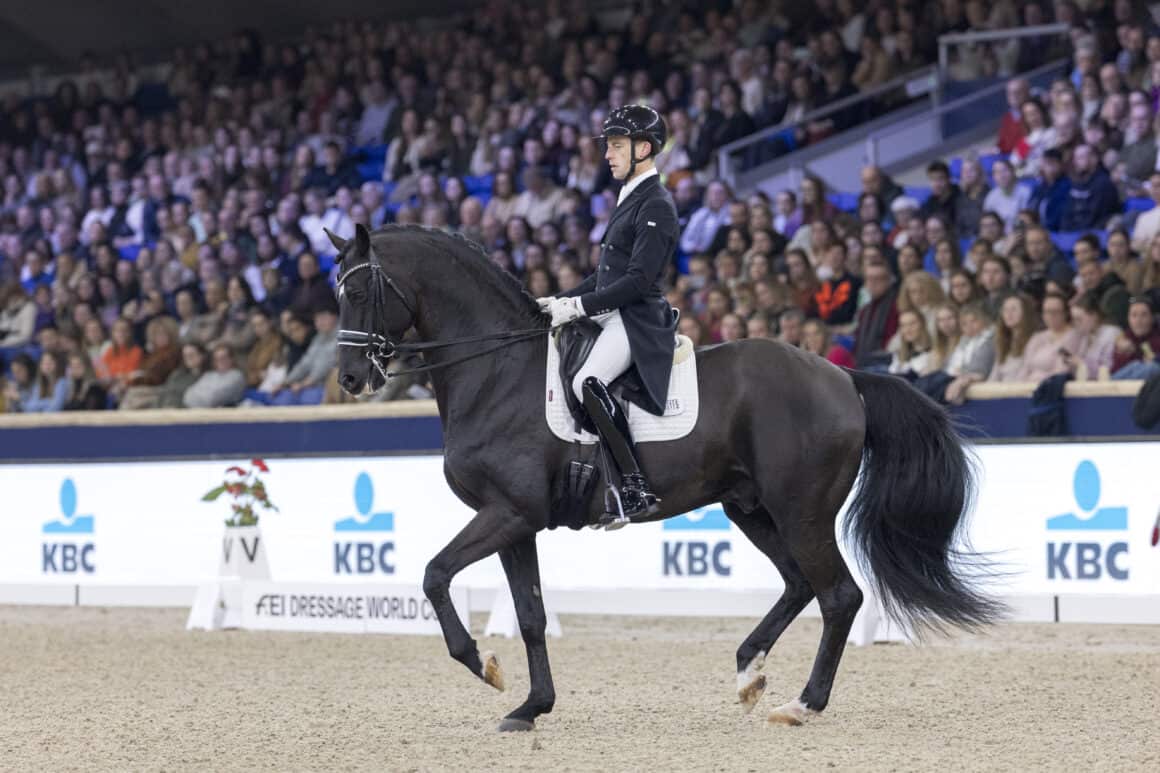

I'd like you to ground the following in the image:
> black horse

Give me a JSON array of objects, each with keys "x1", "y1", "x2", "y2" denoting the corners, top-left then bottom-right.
[{"x1": 330, "y1": 224, "x2": 1002, "y2": 731}]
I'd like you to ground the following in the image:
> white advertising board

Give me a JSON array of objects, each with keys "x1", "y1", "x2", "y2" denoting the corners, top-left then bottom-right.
[
  {"x1": 1, "y1": 443, "x2": 1157, "y2": 599},
  {"x1": 240, "y1": 582, "x2": 467, "y2": 635}
]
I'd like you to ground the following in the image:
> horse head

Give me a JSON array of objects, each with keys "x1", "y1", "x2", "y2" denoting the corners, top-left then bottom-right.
[{"x1": 331, "y1": 223, "x2": 417, "y2": 395}]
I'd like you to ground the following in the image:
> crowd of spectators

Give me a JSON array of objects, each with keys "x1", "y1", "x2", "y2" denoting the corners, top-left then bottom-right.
[{"x1": 1, "y1": 1, "x2": 1159, "y2": 415}]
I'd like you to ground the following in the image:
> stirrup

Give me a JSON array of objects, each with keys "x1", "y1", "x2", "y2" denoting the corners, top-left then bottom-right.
[
  {"x1": 599, "y1": 487, "x2": 632, "y2": 531},
  {"x1": 598, "y1": 476, "x2": 660, "y2": 530}
]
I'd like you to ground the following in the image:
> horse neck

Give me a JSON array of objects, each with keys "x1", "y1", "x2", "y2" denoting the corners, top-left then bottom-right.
[{"x1": 409, "y1": 264, "x2": 544, "y2": 424}]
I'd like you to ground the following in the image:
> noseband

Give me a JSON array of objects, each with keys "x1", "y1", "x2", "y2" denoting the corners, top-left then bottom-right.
[
  {"x1": 335, "y1": 242, "x2": 549, "y2": 386},
  {"x1": 336, "y1": 250, "x2": 414, "y2": 383}
]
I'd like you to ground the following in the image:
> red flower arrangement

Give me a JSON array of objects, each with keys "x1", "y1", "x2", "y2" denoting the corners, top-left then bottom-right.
[{"x1": 201, "y1": 458, "x2": 278, "y2": 527}]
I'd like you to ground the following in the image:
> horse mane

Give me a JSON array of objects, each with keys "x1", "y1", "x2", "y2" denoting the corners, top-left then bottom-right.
[{"x1": 370, "y1": 224, "x2": 549, "y2": 328}]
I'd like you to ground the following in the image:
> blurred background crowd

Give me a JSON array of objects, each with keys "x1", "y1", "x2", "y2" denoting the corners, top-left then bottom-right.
[{"x1": 1, "y1": 0, "x2": 1159, "y2": 413}]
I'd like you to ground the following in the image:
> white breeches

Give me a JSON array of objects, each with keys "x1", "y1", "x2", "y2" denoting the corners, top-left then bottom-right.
[{"x1": 572, "y1": 310, "x2": 633, "y2": 402}]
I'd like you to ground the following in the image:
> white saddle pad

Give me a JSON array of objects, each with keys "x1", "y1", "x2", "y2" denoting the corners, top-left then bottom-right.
[{"x1": 545, "y1": 334, "x2": 700, "y2": 444}]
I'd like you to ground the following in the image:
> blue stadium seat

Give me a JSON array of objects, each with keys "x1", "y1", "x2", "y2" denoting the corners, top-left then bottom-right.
[
  {"x1": 904, "y1": 186, "x2": 931, "y2": 205},
  {"x1": 464, "y1": 175, "x2": 495, "y2": 196},
  {"x1": 1125, "y1": 197, "x2": 1154, "y2": 213},
  {"x1": 118, "y1": 244, "x2": 142, "y2": 262},
  {"x1": 357, "y1": 161, "x2": 384, "y2": 182},
  {"x1": 828, "y1": 192, "x2": 860, "y2": 213},
  {"x1": 1050, "y1": 230, "x2": 1108, "y2": 255}
]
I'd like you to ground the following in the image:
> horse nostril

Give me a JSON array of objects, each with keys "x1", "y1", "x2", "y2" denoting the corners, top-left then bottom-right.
[{"x1": 340, "y1": 373, "x2": 358, "y2": 392}]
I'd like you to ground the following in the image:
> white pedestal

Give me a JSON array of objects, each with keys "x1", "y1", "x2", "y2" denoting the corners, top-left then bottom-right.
[
  {"x1": 484, "y1": 585, "x2": 563, "y2": 638},
  {"x1": 848, "y1": 592, "x2": 913, "y2": 646},
  {"x1": 186, "y1": 526, "x2": 270, "y2": 631}
]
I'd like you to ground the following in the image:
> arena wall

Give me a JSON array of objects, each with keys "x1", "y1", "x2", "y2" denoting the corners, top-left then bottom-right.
[{"x1": 1, "y1": 404, "x2": 1156, "y2": 625}]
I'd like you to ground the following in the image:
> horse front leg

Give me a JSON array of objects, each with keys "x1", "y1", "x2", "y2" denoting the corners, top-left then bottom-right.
[
  {"x1": 495, "y1": 535, "x2": 555, "y2": 732},
  {"x1": 422, "y1": 503, "x2": 532, "y2": 691}
]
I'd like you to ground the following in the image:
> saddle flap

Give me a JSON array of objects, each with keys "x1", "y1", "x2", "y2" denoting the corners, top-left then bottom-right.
[{"x1": 555, "y1": 318, "x2": 602, "y2": 430}]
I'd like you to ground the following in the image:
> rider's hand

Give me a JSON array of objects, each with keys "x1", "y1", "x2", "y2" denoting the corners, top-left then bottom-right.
[
  {"x1": 546, "y1": 297, "x2": 584, "y2": 327},
  {"x1": 535, "y1": 296, "x2": 554, "y2": 312}
]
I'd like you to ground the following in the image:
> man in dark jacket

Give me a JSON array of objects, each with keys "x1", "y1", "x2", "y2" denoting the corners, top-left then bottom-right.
[
  {"x1": 852, "y1": 261, "x2": 898, "y2": 369},
  {"x1": 1060, "y1": 144, "x2": 1121, "y2": 232},
  {"x1": 919, "y1": 160, "x2": 961, "y2": 227},
  {"x1": 1027, "y1": 148, "x2": 1071, "y2": 232},
  {"x1": 1077, "y1": 256, "x2": 1131, "y2": 328},
  {"x1": 860, "y1": 165, "x2": 904, "y2": 215},
  {"x1": 541, "y1": 105, "x2": 678, "y2": 527}
]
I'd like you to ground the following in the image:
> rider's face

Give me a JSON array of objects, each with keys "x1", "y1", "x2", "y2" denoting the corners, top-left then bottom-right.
[{"x1": 604, "y1": 136, "x2": 640, "y2": 181}]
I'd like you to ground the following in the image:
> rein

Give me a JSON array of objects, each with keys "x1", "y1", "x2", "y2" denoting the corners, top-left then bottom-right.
[{"x1": 336, "y1": 248, "x2": 549, "y2": 382}]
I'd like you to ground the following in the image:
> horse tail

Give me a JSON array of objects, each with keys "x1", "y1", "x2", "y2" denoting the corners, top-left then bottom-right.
[{"x1": 846, "y1": 370, "x2": 1005, "y2": 633}]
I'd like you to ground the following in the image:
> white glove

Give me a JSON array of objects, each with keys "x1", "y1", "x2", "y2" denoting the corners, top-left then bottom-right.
[
  {"x1": 546, "y1": 296, "x2": 584, "y2": 327},
  {"x1": 535, "y1": 296, "x2": 554, "y2": 312}
]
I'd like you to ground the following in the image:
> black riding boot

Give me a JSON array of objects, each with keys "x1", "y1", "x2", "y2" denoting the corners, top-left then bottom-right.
[{"x1": 581, "y1": 377, "x2": 660, "y2": 526}]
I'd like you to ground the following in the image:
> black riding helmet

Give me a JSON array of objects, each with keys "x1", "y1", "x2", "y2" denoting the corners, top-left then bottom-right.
[{"x1": 598, "y1": 104, "x2": 667, "y2": 179}]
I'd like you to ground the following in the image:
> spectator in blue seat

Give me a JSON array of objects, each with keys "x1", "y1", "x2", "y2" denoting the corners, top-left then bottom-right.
[
  {"x1": 852, "y1": 260, "x2": 898, "y2": 369},
  {"x1": 919, "y1": 161, "x2": 960, "y2": 227},
  {"x1": 1068, "y1": 292, "x2": 1120, "y2": 379},
  {"x1": 304, "y1": 141, "x2": 360, "y2": 195},
  {"x1": 941, "y1": 303, "x2": 997, "y2": 405},
  {"x1": 158, "y1": 343, "x2": 205, "y2": 409},
  {"x1": 0, "y1": 283, "x2": 36, "y2": 347},
  {"x1": 1102, "y1": 228, "x2": 1143, "y2": 295},
  {"x1": 289, "y1": 252, "x2": 334, "y2": 316},
  {"x1": 1130, "y1": 172, "x2": 1160, "y2": 253},
  {"x1": 989, "y1": 293, "x2": 1036, "y2": 382},
  {"x1": 955, "y1": 157, "x2": 989, "y2": 237},
  {"x1": 813, "y1": 242, "x2": 861, "y2": 330},
  {"x1": 983, "y1": 159, "x2": 1031, "y2": 231},
  {"x1": 1060, "y1": 143, "x2": 1121, "y2": 232},
  {"x1": 888, "y1": 309, "x2": 936, "y2": 377},
  {"x1": 1027, "y1": 148, "x2": 1071, "y2": 232},
  {"x1": 2, "y1": 353, "x2": 37, "y2": 412},
  {"x1": 18, "y1": 351, "x2": 69, "y2": 413},
  {"x1": 184, "y1": 343, "x2": 245, "y2": 408},
  {"x1": 1077, "y1": 250, "x2": 1131, "y2": 328},
  {"x1": 355, "y1": 80, "x2": 395, "y2": 147},
  {"x1": 1118, "y1": 103, "x2": 1156, "y2": 184},
  {"x1": 270, "y1": 303, "x2": 338, "y2": 406},
  {"x1": 1023, "y1": 226, "x2": 1076, "y2": 290},
  {"x1": 64, "y1": 351, "x2": 108, "y2": 411},
  {"x1": 680, "y1": 180, "x2": 731, "y2": 256},
  {"x1": 859, "y1": 165, "x2": 904, "y2": 216},
  {"x1": 358, "y1": 182, "x2": 390, "y2": 230},
  {"x1": 1111, "y1": 297, "x2": 1160, "y2": 379}
]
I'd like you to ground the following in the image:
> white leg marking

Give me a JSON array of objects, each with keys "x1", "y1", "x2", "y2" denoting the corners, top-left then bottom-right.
[
  {"x1": 736, "y1": 650, "x2": 767, "y2": 714},
  {"x1": 768, "y1": 697, "x2": 816, "y2": 726}
]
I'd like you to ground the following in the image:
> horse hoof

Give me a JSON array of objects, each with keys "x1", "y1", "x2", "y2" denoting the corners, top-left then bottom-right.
[
  {"x1": 481, "y1": 650, "x2": 505, "y2": 692},
  {"x1": 738, "y1": 674, "x2": 767, "y2": 714},
  {"x1": 767, "y1": 698, "x2": 813, "y2": 727},
  {"x1": 497, "y1": 718, "x2": 535, "y2": 732}
]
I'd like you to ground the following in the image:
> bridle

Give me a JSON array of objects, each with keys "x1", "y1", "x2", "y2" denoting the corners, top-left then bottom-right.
[{"x1": 335, "y1": 242, "x2": 549, "y2": 385}]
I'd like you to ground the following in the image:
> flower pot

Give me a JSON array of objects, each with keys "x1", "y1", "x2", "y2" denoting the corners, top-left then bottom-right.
[{"x1": 218, "y1": 524, "x2": 270, "y2": 580}]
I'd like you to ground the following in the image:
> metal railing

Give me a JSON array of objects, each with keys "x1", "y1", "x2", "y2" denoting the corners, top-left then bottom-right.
[
  {"x1": 937, "y1": 23, "x2": 1070, "y2": 73},
  {"x1": 862, "y1": 57, "x2": 1068, "y2": 169},
  {"x1": 716, "y1": 65, "x2": 940, "y2": 191},
  {"x1": 717, "y1": 23, "x2": 1074, "y2": 193}
]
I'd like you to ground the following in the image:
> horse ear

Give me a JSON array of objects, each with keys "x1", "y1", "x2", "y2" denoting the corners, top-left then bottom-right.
[
  {"x1": 355, "y1": 223, "x2": 371, "y2": 255},
  {"x1": 324, "y1": 227, "x2": 348, "y2": 252}
]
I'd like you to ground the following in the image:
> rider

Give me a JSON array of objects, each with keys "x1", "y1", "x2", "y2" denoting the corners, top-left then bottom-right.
[{"x1": 538, "y1": 105, "x2": 679, "y2": 524}]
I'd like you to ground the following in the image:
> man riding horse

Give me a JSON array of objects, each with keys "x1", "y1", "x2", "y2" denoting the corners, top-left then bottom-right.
[{"x1": 538, "y1": 104, "x2": 679, "y2": 525}]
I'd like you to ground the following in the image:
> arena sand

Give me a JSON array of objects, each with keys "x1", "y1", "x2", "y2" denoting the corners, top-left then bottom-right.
[{"x1": 1, "y1": 606, "x2": 1157, "y2": 772}]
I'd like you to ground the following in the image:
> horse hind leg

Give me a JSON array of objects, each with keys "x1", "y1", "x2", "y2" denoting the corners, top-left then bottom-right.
[
  {"x1": 764, "y1": 487, "x2": 864, "y2": 726},
  {"x1": 723, "y1": 503, "x2": 815, "y2": 715}
]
